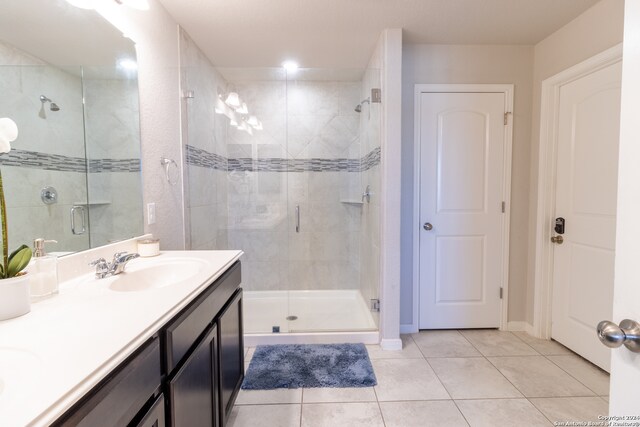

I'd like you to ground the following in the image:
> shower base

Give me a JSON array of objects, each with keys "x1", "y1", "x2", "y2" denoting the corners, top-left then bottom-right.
[{"x1": 243, "y1": 290, "x2": 379, "y2": 346}]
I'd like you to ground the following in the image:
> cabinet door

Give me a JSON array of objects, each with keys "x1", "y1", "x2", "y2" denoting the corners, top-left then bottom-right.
[
  {"x1": 135, "y1": 394, "x2": 165, "y2": 427},
  {"x1": 217, "y1": 289, "x2": 244, "y2": 427},
  {"x1": 168, "y1": 325, "x2": 218, "y2": 427}
]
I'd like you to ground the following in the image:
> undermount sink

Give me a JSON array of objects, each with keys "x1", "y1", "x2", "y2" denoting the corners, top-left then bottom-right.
[{"x1": 106, "y1": 258, "x2": 208, "y2": 292}]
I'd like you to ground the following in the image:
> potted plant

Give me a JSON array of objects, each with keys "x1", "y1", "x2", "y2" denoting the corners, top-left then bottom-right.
[{"x1": 0, "y1": 117, "x2": 33, "y2": 321}]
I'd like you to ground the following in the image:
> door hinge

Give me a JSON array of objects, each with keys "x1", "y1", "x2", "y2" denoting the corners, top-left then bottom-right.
[
  {"x1": 501, "y1": 201, "x2": 506, "y2": 213},
  {"x1": 370, "y1": 299, "x2": 380, "y2": 312},
  {"x1": 504, "y1": 112, "x2": 511, "y2": 125},
  {"x1": 499, "y1": 287, "x2": 504, "y2": 299}
]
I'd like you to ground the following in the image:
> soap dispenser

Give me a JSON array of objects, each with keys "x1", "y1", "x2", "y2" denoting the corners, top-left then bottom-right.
[{"x1": 28, "y1": 238, "x2": 58, "y2": 299}]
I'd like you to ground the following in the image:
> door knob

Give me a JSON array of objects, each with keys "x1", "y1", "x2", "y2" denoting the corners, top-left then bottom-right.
[
  {"x1": 550, "y1": 235, "x2": 563, "y2": 244},
  {"x1": 423, "y1": 223, "x2": 433, "y2": 231},
  {"x1": 597, "y1": 319, "x2": 640, "y2": 353}
]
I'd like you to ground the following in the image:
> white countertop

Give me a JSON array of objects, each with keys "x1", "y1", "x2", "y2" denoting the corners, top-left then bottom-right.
[{"x1": 0, "y1": 250, "x2": 243, "y2": 427}]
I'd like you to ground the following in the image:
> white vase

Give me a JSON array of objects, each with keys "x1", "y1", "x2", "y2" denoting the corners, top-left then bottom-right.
[{"x1": 0, "y1": 274, "x2": 30, "y2": 321}]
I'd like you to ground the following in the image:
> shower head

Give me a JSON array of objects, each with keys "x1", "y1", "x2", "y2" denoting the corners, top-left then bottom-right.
[
  {"x1": 354, "y1": 98, "x2": 371, "y2": 113},
  {"x1": 40, "y1": 95, "x2": 60, "y2": 112}
]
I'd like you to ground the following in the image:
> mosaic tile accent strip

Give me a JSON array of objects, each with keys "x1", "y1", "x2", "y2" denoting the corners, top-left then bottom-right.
[
  {"x1": 88, "y1": 158, "x2": 141, "y2": 173},
  {"x1": 186, "y1": 145, "x2": 228, "y2": 170},
  {"x1": 361, "y1": 147, "x2": 381, "y2": 171},
  {"x1": 0, "y1": 149, "x2": 87, "y2": 172},
  {"x1": 0, "y1": 149, "x2": 140, "y2": 173},
  {"x1": 186, "y1": 145, "x2": 380, "y2": 172}
]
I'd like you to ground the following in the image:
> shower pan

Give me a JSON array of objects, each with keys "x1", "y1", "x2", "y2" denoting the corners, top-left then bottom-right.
[{"x1": 183, "y1": 62, "x2": 382, "y2": 345}]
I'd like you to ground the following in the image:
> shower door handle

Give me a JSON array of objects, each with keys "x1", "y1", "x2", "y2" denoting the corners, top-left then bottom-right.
[
  {"x1": 295, "y1": 205, "x2": 300, "y2": 233},
  {"x1": 71, "y1": 205, "x2": 86, "y2": 235}
]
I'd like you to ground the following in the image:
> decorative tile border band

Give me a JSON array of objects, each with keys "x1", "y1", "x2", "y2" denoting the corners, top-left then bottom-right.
[
  {"x1": 186, "y1": 145, "x2": 380, "y2": 173},
  {"x1": 0, "y1": 149, "x2": 140, "y2": 173}
]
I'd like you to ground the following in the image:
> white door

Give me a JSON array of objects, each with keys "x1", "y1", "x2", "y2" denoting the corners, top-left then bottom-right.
[
  {"x1": 608, "y1": 0, "x2": 640, "y2": 414},
  {"x1": 418, "y1": 91, "x2": 508, "y2": 329},
  {"x1": 551, "y1": 61, "x2": 622, "y2": 372}
]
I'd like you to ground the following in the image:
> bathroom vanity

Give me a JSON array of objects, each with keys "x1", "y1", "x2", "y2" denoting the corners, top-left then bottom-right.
[{"x1": 0, "y1": 248, "x2": 243, "y2": 427}]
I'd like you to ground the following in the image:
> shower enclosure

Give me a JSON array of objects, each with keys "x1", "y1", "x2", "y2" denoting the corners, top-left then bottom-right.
[{"x1": 181, "y1": 32, "x2": 381, "y2": 337}]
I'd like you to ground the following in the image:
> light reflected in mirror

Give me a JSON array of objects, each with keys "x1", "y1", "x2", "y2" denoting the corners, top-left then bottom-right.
[{"x1": 0, "y1": 0, "x2": 143, "y2": 255}]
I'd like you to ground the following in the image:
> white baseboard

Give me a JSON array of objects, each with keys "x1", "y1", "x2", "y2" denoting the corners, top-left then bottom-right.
[
  {"x1": 400, "y1": 323, "x2": 418, "y2": 334},
  {"x1": 507, "y1": 321, "x2": 534, "y2": 334},
  {"x1": 380, "y1": 338, "x2": 403, "y2": 351}
]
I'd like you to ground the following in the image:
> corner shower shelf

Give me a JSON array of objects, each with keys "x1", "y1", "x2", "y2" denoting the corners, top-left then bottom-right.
[{"x1": 340, "y1": 199, "x2": 364, "y2": 205}]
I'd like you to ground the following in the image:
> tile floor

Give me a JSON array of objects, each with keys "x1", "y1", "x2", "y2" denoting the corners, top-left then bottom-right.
[{"x1": 229, "y1": 330, "x2": 610, "y2": 427}]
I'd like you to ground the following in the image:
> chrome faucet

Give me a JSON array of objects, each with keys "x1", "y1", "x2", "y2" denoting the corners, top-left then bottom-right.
[{"x1": 89, "y1": 252, "x2": 140, "y2": 279}]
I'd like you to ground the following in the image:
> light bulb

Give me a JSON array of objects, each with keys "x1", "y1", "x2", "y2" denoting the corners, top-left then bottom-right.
[
  {"x1": 224, "y1": 92, "x2": 240, "y2": 108},
  {"x1": 236, "y1": 102, "x2": 248, "y2": 115},
  {"x1": 118, "y1": 59, "x2": 138, "y2": 71},
  {"x1": 247, "y1": 115, "x2": 259, "y2": 127}
]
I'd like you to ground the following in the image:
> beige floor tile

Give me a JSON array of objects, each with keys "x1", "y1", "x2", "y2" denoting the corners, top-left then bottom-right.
[
  {"x1": 602, "y1": 396, "x2": 609, "y2": 402},
  {"x1": 512, "y1": 332, "x2": 573, "y2": 355},
  {"x1": 428, "y1": 357, "x2": 522, "y2": 399},
  {"x1": 235, "y1": 388, "x2": 302, "y2": 405},
  {"x1": 488, "y1": 356, "x2": 595, "y2": 397},
  {"x1": 379, "y1": 401, "x2": 469, "y2": 427},
  {"x1": 245, "y1": 347, "x2": 256, "y2": 362},
  {"x1": 302, "y1": 387, "x2": 376, "y2": 403},
  {"x1": 227, "y1": 404, "x2": 301, "y2": 427},
  {"x1": 372, "y1": 358, "x2": 450, "y2": 401},
  {"x1": 547, "y1": 355, "x2": 610, "y2": 395},
  {"x1": 459, "y1": 330, "x2": 539, "y2": 356},
  {"x1": 412, "y1": 330, "x2": 481, "y2": 358},
  {"x1": 530, "y1": 397, "x2": 609, "y2": 422},
  {"x1": 301, "y1": 402, "x2": 384, "y2": 427},
  {"x1": 455, "y1": 399, "x2": 551, "y2": 427},
  {"x1": 366, "y1": 335, "x2": 424, "y2": 359}
]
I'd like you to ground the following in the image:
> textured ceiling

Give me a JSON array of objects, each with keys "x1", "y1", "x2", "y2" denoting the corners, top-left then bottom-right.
[{"x1": 158, "y1": 0, "x2": 600, "y2": 69}]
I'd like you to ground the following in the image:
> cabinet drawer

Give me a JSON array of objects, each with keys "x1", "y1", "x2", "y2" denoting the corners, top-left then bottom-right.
[
  {"x1": 54, "y1": 337, "x2": 161, "y2": 427},
  {"x1": 164, "y1": 261, "x2": 241, "y2": 374}
]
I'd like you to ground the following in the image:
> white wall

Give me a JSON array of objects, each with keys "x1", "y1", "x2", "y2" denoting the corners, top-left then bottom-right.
[
  {"x1": 98, "y1": 1, "x2": 186, "y2": 249},
  {"x1": 526, "y1": 0, "x2": 624, "y2": 324},
  {"x1": 400, "y1": 44, "x2": 534, "y2": 327}
]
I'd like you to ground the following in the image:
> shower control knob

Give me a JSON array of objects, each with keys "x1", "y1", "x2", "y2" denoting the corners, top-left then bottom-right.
[{"x1": 423, "y1": 222, "x2": 433, "y2": 231}]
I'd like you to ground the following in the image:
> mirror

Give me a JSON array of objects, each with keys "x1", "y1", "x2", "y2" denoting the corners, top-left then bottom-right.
[{"x1": 0, "y1": 0, "x2": 143, "y2": 255}]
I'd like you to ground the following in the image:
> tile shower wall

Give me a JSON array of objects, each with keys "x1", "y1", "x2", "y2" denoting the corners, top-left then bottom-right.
[
  {"x1": 179, "y1": 30, "x2": 229, "y2": 251},
  {"x1": 83, "y1": 77, "x2": 143, "y2": 247},
  {"x1": 0, "y1": 41, "x2": 90, "y2": 252},
  {"x1": 227, "y1": 79, "x2": 365, "y2": 292}
]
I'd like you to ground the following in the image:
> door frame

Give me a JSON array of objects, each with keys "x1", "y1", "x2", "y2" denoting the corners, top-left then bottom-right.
[
  {"x1": 532, "y1": 44, "x2": 623, "y2": 339},
  {"x1": 412, "y1": 84, "x2": 514, "y2": 332}
]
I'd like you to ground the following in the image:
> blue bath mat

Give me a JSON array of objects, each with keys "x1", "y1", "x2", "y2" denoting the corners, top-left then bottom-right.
[{"x1": 241, "y1": 343, "x2": 377, "y2": 389}]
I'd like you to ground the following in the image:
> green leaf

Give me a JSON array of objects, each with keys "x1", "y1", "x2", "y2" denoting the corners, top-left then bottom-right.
[
  {"x1": 7, "y1": 245, "x2": 32, "y2": 278},
  {"x1": 0, "y1": 262, "x2": 4, "y2": 279}
]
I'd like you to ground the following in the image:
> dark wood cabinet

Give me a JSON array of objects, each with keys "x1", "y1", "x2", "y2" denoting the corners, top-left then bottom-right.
[
  {"x1": 53, "y1": 337, "x2": 161, "y2": 427},
  {"x1": 54, "y1": 261, "x2": 243, "y2": 427},
  {"x1": 217, "y1": 289, "x2": 244, "y2": 427},
  {"x1": 168, "y1": 325, "x2": 218, "y2": 427},
  {"x1": 135, "y1": 394, "x2": 166, "y2": 427}
]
